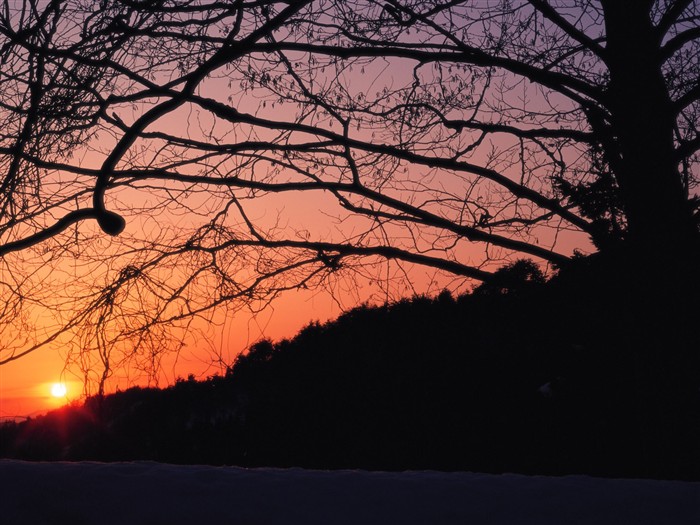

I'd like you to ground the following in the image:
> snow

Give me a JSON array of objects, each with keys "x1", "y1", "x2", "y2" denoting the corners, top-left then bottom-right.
[{"x1": 1, "y1": 460, "x2": 698, "y2": 524}]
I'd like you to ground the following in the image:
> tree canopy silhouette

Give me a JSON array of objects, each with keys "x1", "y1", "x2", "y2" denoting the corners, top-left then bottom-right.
[
  {"x1": 0, "y1": 1, "x2": 698, "y2": 387},
  {"x1": 3, "y1": 282, "x2": 698, "y2": 479}
]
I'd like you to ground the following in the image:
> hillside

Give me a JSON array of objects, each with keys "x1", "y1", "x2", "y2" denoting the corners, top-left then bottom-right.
[{"x1": 1, "y1": 260, "x2": 699, "y2": 480}]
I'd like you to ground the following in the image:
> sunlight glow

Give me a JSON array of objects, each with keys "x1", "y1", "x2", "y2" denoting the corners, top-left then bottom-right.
[{"x1": 51, "y1": 383, "x2": 67, "y2": 398}]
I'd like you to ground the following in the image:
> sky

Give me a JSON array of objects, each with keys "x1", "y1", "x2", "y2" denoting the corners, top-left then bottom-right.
[
  {"x1": 0, "y1": 245, "x2": 468, "y2": 418},
  {"x1": 0, "y1": 0, "x2": 601, "y2": 419},
  {"x1": 0, "y1": 279, "x2": 353, "y2": 418}
]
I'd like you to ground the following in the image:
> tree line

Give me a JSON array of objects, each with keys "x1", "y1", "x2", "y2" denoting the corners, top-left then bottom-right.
[{"x1": 2, "y1": 261, "x2": 698, "y2": 480}]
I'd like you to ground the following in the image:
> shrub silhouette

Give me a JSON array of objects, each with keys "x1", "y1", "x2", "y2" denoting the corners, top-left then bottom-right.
[{"x1": 473, "y1": 259, "x2": 546, "y2": 296}]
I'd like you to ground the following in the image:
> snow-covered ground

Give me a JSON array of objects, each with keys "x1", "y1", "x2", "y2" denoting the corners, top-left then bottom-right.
[{"x1": 1, "y1": 460, "x2": 698, "y2": 524}]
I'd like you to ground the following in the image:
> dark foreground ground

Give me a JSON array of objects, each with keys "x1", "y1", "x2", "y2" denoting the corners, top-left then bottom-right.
[{"x1": 2, "y1": 460, "x2": 699, "y2": 525}]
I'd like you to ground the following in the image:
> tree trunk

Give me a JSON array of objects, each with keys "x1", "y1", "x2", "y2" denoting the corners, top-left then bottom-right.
[
  {"x1": 603, "y1": 2, "x2": 698, "y2": 257},
  {"x1": 593, "y1": 2, "x2": 700, "y2": 478}
]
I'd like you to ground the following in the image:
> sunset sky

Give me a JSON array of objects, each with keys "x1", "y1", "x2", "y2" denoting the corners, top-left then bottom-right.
[
  {"x1": 1, "y1": 240, "x2": 482, "y2": 418},
  {"x1": 0, "y1": 0, "x2": 647, "y2": 419},
  {"x1": 0, "y1": 273, "x2": 369, "y2": 418}
]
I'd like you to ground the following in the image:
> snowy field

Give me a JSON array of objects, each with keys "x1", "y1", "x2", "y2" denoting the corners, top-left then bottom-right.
[{"x1": 1, "y1": 460, "x2": 698, "y2": 524}]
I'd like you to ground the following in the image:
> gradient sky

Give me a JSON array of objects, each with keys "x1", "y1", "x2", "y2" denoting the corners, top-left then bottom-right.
[
  {"x1": 0, "y1": 0, "x2": 604, "y2": 418},
  {"x1": 1, "y1": 249, "x2": 474, "y2": 418},
  {"x1": 0, "y1": 275, "x2": 344, "y2": 417}
]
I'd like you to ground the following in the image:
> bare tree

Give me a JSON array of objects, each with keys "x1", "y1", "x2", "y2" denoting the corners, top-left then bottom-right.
[{"x1": 0, "y1": 0, "x2": 698, "y2": 391}]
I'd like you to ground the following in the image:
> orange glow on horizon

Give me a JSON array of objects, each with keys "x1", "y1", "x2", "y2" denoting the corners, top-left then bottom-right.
[{"x1": 0, "y1": 285, "x2": 352, "y2": 418}]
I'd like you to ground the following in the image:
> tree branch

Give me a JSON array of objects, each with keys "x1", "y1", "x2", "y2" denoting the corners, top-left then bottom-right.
[
  {"x1": 660, "y1": 26, "x2": 700, "y2": 61},
  {"x1": 0, "y1": 208, "x2": 97, "y2": 257},
  {"x1": 184, "y1": 92, "x2": 592, "y2": 234},
  {"x1": 656, "y1": 0, "x2": 695, "y2": 37},
  {"x1": 250, "y1": 42, "x2": 604, "y2": 106},
  {"x1": 526, "y1": 0, "x2": 608, "y2": 59}
]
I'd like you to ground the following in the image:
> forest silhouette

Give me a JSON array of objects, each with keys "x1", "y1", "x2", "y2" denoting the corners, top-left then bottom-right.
[{"x1": 2, "y1": 258, "x2": 698, "y2": 481}]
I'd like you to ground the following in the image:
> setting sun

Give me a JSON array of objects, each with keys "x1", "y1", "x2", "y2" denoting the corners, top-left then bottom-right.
[{"x1": 51, "y1": 383, "x2": 67, "y2": 398}]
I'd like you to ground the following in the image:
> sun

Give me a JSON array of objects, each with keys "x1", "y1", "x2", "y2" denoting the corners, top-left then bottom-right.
[{"x1": 51, "y1": 382, "x2": 67, "y2": 398}]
